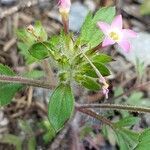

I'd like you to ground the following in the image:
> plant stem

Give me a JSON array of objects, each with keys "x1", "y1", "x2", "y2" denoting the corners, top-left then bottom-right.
[
  {"x1": 76, "y1": 107, "x2": 114, "y2": 128},
  {"x1": 89, "y1": 43, "x2": 102, "y2": 54},
  {"x1": 62, "y1": 16, "x2": 69, "y2": 34},
  {"x1": 77, "y1": 103, "x2": 150, "y2": 113},
  {"x1": 0, "y1": 75, "x2": 55, "y2": 89},
  {"x1": 42, "y1": 59, "x2": 56, "y2": 85},
  {"x1": 81, "y1": 51, "x2": 103, "y2": 79}
]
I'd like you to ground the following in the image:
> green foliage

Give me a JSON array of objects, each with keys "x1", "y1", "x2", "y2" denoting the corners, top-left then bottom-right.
[
  {"x1": 0, "y1": 64, "x2": 45, "y2": 106},
  {"x1": 135, "y1": 57, "x2": 145, "y2": 81},
  {"x1": 127, "y1": 92, "x2": 150, "y2": 107},
  {"x1": 75, "y1": 75, "x2": 101, "y2": 91},
  {"x1": 17, "y1": 21, "x2": 47, "y2": 64},
  {"x1": 0, "y1": 64, "x2": 23, "y2": 106},
  {"x1": 81, "y1": 62, "x2": 110, "y2": 78},
  {"x1": 115, "y1": 128, "x2": 139, "y2": 150},
  {"x1": 17, "y1": 42, "x2": 37, "y2": 64},
  {"x1": 103, "y1": 119, "x2": 139, "y2": 150},
  {"x1": 29, "y1": 42, "x2": 53, "y2": 60},
  {"x1": 24, "y1": 70, "x2": 45, "y2": 79},
  {"x1": 0, "y1": 83, "x2": 23, "y2": 106},
  {"x1": 1, "y1": 134, "x2": 22, "y2": 150},
  {"x1": 80, "y1": 125, "x2": 93, "y2": 140},
  {"x1": 134, "y1": 129, "x2": 150, "y2": 150},
  {"x1": 48, "y1": 84, "x2": 74, "y2": 132},
  {"x1": 0, "y1": 64, "x2": 15, "y2": 75},
  {"x1": 114, "y1": 116, "x2": 140, "y2": 128},
  {"x1": 33, "y1": 21, "x2": 47, "y2": 41},
  {"x1": 92, "y1": 54, "x2": 113, "y2": 63},
  {"x1": 39, "y1": 119, "x2": 56, "y2": 143},
  {"x1": 19, "y1": 120, "x2": 36, "y2": 150},
  {"x1": 79, "y1": 7, "x2": 115, "y2": 48},
  {"x1": 140, "y1": 0, "x2": 150, "y2": 15},
  {"x1": 103, "y1": 117, "x2": 150, "y2": 150}
]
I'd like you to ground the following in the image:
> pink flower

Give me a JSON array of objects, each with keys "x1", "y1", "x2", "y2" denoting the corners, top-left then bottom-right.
[
  {"x1": 58, "y1": 0, "x2": 71, "y2": 14},
  {"x1": 97, "y1": 15, "x2": 137, "y2": 52}
]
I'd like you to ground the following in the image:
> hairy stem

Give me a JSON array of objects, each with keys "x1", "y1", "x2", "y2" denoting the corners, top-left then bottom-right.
[
  {"x1": 76, "y1": 107, "x2": 114, "y2": 128},
  {"x1": 43, "y1": 59, "x2": 56, "y2": 85},
  {"x1": 77, "y1": 103, "x2": 150, "y2": 113},
  {"x1": 0, "y1": 75, "x2": 55, "y2": 89}
]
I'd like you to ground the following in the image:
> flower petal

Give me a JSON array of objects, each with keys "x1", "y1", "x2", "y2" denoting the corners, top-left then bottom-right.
[
  {"x1": 122, "y1": 29, "x2": 137, "y2": 38},
  {"x1": 97, "y1": 22, "x2": 110, "y2": 35},
  {"x1": 102, "y1": 37, "x2": 115, "y2": 47},
  {"x1": 118, "y1": 40, "x2": 131, "y2": 53},
  {"x1": 111, "y1": 15, "x2": 122, "y2": 29}
]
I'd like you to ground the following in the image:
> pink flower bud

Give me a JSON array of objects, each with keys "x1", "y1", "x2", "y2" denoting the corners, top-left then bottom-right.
[{"x1": 59, "y1": 0, "x2": 71, "y2": 14}]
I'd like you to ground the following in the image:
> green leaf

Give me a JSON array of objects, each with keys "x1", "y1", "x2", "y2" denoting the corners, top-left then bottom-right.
[
  {"x1": 82, "y1": 62, "x2": 110, "y2": 78},
  {"x1": 0, "y1": 64, "x2": 15, "y2": 75},
  {"x1": 75, "y1": 75, "x2": 101, "y2": 91},
  {"x1": 0, "y1": 83, "x2": 23, "y2": 106},
  {"x1": 116, "y1": 128, "x2": 139, "y2": 150},
  {"x1": 1, "y1": 134, "x2": 22, "y2": 150},
  {"x1": 34, "y1": 21, "x2": 47, "y2": 41},
  {"x1": 102, "y1": 125, "x2": 139, "y2": 150},
  {"x1": 127, "y1": 92, "x2": 150, "y2": 107},
  {"x1": 23, "y1": 70, "x2": 45, "y2": 79},
  {"x1": 114, "y1": 116, "x2": 140, "y2": 128},
  {"x1": 17, "y1": 21, "x2": 47, "y2": 64},
  {"x1": 19, "y1": 120, "x2": 36, "y2": 150},
  {"x1": 140, "y1": 0, "x2": 150, "y2": 15},
  {"x1": 79, "y1": 7, "x2": 115, "y2": 48},
  {"x1": 0, "y1": 64, "x2": 23, "y2": 106},
  {"x1": 48, "y1": 84, "x2": 74, "y2": 132},
  {"x1": 17, "y1": 42, "x2": 37, "y2": 64},
  {"x1": 39, "y1": 119, "x2": 56, "y2": 143},
  {"x1": 17, "y1": 28, "x2": 35, "y2": 46},
  {"x1": 92, "y1": 54, "x2": 113, "y2": 63},
  {"x1": 28, "y1": 137, "x2": 36, "y2": 150},
  {"x1": 29, "y1": 42, "x2": 53, "y2": 60},
  {"x1": 134, "y1": 129, "x2": 150, "y2": 150}
]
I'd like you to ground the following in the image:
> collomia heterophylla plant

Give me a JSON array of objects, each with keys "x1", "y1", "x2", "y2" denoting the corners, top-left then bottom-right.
[{"x1": 0, "y1": 0, "x2": 150, "y2": 148}]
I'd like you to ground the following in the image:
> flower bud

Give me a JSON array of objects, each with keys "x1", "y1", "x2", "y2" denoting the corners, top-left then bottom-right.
[{"x1": 59, "y1": 0, "x2": 71, "y2": 15}]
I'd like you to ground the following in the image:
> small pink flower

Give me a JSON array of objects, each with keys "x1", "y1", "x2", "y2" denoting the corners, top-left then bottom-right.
[
  {"x1": 58, "y1": 0, "x2": 71, "y2": 14},
  {"x1": 97, "y1": 15, "x2": 137, "y2": 52}
]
